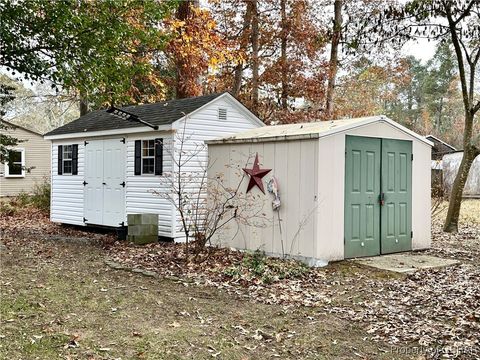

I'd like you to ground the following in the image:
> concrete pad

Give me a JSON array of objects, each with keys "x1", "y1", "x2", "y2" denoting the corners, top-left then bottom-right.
[{"x1": 352, "y1": 253, "x2": 460, "y2": 273}]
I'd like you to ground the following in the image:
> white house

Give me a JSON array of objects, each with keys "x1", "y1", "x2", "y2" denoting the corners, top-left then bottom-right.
[
  {"x1": 44, "y1": 93, "x2": 264, "y2": 239},
  {"x1": 207, "y1": 116, "x2": 433, "y2": 265}
]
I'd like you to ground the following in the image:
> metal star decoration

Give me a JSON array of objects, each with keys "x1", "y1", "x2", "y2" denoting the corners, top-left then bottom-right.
[{"x1": 243, "y1": 153, "x2": 271, "y2": 194}]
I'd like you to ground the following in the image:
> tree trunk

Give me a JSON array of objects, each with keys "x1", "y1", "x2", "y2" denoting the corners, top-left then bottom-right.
[
  {"x1": 232, "y1": 0, "x2": 254, "y2": 97},
  {"x1": 280, "y1": 0, "x2": 288, "y2": 109},
  {"x1": 325, "y1": 0, "x2": 342, "y2": 120},
  {"x1": 250, "y1": 0, "x2": 259, "y2": 112},
  {"x1": 175, "y1": 0, "x2": 199, "y2": 99},
  {"x1": 443, "y1": 3, "x2": 479, "y2": 233},
  {"x1": 443, "y1": 112, "x2": 479, "y2": 232},
  {"x1": 79, "y1": 90, "x2": 88, "y2": 116}
]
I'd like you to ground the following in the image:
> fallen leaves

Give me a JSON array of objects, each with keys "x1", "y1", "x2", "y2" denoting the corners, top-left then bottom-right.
[{"x1": 2, "y1": 203, "x2": 479, "y2": 359}]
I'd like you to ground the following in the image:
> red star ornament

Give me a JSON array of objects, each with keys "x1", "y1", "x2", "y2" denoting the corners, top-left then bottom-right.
[{"x1": 243, "y1": 153, "x2": 271, "y2": 194}]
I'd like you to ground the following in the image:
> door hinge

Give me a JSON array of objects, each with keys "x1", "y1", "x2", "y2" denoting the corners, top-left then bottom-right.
[
  {"x1": 83, "y1": 181, "x2": 88, "y2": 186},
  {"x1": 83, "y1": 217, "x2": 88, "y2": 223},
  {"x1": 84, "y1": 141, "x2": 89, "y2": 146},
  {"x1": 102, "y1": 182, "x2": 106, "y2": 185},
  {"x1": 121, "y1": 138, "x2": 126, "y2": 144},
  {"x1": 411, "y1": 230, "x2": 413, "y2": 238},
  {"x1": 411, "y1": 154, "x2": 413, "y2": 161},
  {"x1": 120, "y1": 181, "x2": 125, "y2": 187}
]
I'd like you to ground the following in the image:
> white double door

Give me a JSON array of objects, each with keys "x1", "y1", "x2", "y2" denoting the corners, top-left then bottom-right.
[{"x1": 84, "y1": 139, "x2": 125, "y2": 227}]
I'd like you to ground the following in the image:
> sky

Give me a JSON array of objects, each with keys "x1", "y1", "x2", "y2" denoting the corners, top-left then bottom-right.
[{"x1": 402, "y1": 38, "x2": 438, "y2": 63}]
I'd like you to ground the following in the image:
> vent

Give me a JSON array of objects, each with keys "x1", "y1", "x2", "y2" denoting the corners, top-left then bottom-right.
[{"x1": 218, "y1": 108, "x2": 227, "y2": 121}]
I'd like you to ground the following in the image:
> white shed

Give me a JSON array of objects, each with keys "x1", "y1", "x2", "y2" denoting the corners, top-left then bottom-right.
[
  {"x1": 207, "y1": 116, "x2": 432, "y2": 265},
  {"x1": 44, "y1": 93, "x2": 264, "y2": 239}
]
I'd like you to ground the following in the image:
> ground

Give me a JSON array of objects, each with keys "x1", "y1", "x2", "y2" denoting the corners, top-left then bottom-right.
[{"x1": 0, "y1": 201, "x2": 479, "y2": 359}]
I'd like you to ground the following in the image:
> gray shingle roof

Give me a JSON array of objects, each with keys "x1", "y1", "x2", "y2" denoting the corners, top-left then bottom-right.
[{"x1": 45, "y1": 93, "x2": 224, "y2": 136}]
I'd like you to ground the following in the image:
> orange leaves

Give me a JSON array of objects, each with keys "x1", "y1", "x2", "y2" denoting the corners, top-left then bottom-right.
[{"x1": 164, "y1": 5, "x2": 236, "y2": 98}]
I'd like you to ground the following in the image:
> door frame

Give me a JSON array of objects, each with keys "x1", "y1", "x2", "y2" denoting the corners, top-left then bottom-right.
[{"x1": 344, "y1": 135, "x2": 413, "y2": 258}]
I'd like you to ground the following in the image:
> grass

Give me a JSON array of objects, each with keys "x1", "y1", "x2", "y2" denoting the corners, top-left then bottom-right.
[
  {"x1": 1, "y1": 199, "x2": 478, "y2": 359},
  {"x1": 0, "y1": 237, "x2": 414, "y2": 359},
  {"x1": 432, "y1": 198, "x2": 480, "y2": 225}
]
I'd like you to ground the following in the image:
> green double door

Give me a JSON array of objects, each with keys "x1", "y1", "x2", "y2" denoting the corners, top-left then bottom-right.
[{"x1": 344, "y1": 135, "x2": 412, "y2": 258}]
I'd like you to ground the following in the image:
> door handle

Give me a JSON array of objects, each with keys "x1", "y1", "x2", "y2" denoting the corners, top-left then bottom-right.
[{"x1": 379, "y1": 192, "x2": 385, "y2": 206}]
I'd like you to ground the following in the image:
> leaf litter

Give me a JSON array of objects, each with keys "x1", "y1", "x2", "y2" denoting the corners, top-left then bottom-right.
[{"x1": 1, "y1": 204, "x2": 479, "y2": 358}]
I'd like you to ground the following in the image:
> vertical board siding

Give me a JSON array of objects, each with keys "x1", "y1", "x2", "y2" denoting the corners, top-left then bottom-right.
[
  {"x1": 209, "y1": 139, "x2": 318, "y2": 260},
  {"x1": 0, "y1": 127, "x2": 51, "y2": 196},
  {"x1": 51, "y1": 140, "x2": 85, "y2": 225},
  {"x1": 172, "y1": 97, "x2": 262, "y2": 238},
  {"x1": 125, "y1": 134, "x2": 174, "y2": 237}
]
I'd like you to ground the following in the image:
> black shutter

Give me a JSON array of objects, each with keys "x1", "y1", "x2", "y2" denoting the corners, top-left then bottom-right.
[
  {"x1": 134, "y1": 140, "x2": 141, "y2": 175},
  {"x1": 57, "y1": 145, "x2": 63, "y2": 175},
  {"x1": 72, "y1": 144, "x2": 78, "y2": 175},
  {"x1": 154, "y1": 138, "x2": 163, "y2": 175}
]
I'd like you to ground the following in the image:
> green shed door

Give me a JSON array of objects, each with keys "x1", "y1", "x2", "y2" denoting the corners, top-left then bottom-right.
[
  {"x1": 380, "y1": 139, "x2": 412, "y2": 254},
  {"x1": 344, "y1": 136, "x2": 381, "y2": 258}
]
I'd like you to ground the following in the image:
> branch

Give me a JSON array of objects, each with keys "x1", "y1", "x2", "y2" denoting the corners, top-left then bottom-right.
[
  {"x1": 453, "y1": 0, "x2": 477, "y2": 25},
  {"x1": 473, "y1": 101, "x2": 480, "y2": 114}
]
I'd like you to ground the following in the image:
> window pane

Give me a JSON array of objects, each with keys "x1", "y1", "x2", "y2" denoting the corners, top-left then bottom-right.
[
  {"x1": 63, "y1": 160, "x2": 72, "y2": 174},
  {"x1": 142, "y1": 158, "x2": 154, "y2": 174},
  {"x1": 63, "y1": 145, "x2": 73, "y2": 160},
  {"x1": 10, "y1": 150, "x2": 21, "y2": 163},
  {"x1": 9, "y1": 164, "x2": 22, "y2": 175}
]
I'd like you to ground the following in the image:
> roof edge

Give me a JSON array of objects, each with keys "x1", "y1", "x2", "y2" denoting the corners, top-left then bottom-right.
[
  {"x1": 425, "y1": 134, "x2": 457, "y2": 150},
  {"x1": 207, "y1": 115, "x2": 434, "y2": 146},
  {"x1": 1, "y1": 119, "x2": 43, "y2": 136},
  {"x1": 44, "y1": 125, "x2": 172, "y2": 140}
]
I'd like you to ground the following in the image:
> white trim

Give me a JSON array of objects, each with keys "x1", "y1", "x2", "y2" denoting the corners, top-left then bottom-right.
[
  {"x1": 172, "y1": 93, "x2": 265, "y2": 128},
  {"x1": 5, "y1": 148, "x2": 25, "y2": 178},
  {"x1": 44, "y1": 125, "x2": 172, "y2": 140},
  {"x1": 207, "y1": 116, "x2": 433, "y2": 146},
  {"x1": 425, "y1": 134, "x2": 457, "y2": 151}
]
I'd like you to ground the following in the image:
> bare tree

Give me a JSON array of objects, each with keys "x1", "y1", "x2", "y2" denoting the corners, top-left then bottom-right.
[{"x1": 156, "y1": 115, "x2": 267, "y2": 262}]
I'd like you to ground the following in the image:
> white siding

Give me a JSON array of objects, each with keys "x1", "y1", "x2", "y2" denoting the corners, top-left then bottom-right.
[
  {"x1": 125, "y1": 133, "x2": 175, "y2": 237},
  {"x1": 48, "y1": 95, "x2": 262, "y2": 237},
  {"x1": 171, "y1": 96, "x2": 263, "y2": 238},
  {"x1": 51, "y1": 140, "x2": 85, "y2": 225}
]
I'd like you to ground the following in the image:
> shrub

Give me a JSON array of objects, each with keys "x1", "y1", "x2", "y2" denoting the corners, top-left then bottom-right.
[
  {"x1": 223, "y1": 249, "x2": 311, "y2": 284},
  {"x1": 30, "y1": 181, "x2": 50, "y2": 212},
  {"x1": 0, "y1": 201, "x2": 17, "y2": 216},
  {"x1": 0, "y1": 181, "x2": 50, "y2": 215}
]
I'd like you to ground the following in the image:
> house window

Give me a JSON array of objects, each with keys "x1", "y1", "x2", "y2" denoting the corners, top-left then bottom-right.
[
  {"x1": 5, "y1": 149, "x2": 25, "y2": 177},
  {"x1": 218, "y1": 108, "x2": 227, "y2": 121},
  {"x1": 142, "y1": 140, "x2": 155, "y2": 174},
  {"x1": 63, "y1": 145, "x2": 73, "y2": 175}
]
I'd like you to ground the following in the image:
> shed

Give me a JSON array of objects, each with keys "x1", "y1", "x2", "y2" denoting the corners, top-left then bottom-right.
[
  {"x1": 43, "y1": 93, "x2": 264, "y2": 239},
  {"x1": 442, "y1": 151, "x2": 480, "y2": 198},
  {"x1": 0, "y1": 120, "x2": 51, "y2": 197},
  {"x1": 425, "y1": 135, "x2": 457, "y2": 197},
  {"x1": 207, "y1": 115, "x2": 432, "y2": 265},
  {"x1": 425, "y1": 135, "x2": 457, "y2": 160}
]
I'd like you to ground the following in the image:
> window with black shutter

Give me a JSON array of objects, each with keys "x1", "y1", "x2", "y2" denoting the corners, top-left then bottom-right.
[
  {"x1": 58, "y1": 144, "x2": 78, "y2": 175},
  {"x1": 134, "y1": 139, "x2": 163, "y2": 175}
]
